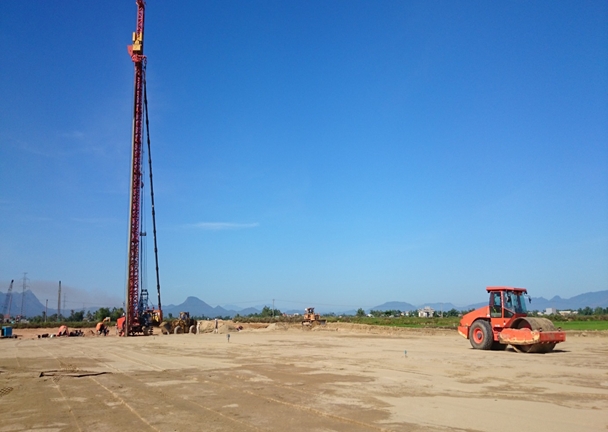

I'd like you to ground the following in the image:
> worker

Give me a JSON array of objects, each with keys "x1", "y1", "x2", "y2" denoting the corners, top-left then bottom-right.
[
  {"x1": 214, "y1": 318, "x2": 218, "y2": 334},
  {"x1": 116, "y1": 316, "x2": 126, "y2": 337},
  {"x1": 57, "y1": 325, "x2": 68, "y2": 337},
  {"x1": 96, "y1": 321, "x2": 108, "y2": 336}
]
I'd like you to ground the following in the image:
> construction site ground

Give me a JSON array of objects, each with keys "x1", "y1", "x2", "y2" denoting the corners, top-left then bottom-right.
[{"x1": 1, "y1": 322, "x2": 607, "y2": 432}]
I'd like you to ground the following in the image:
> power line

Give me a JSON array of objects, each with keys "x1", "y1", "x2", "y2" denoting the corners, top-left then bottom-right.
[{"x1": 20, "y1": 272, "x2": 28, "y2": 317}]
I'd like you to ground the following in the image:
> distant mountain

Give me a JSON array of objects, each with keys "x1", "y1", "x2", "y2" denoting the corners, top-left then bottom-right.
[
  {"x1": 338, "y1": 310, "x2": 358, "y2": 316},
  {"x1": 463, "y1": 302, "x2": 487, "y2": 311},
  {"x1": 163, "y1": 296, "x2": 236, "y2": 318},
  {"x1": 0, "y1": 289, "x2": 114, "y2": 319},
  {"x1": 416, "y1": 302, "x2": 459, "y2": 312},
  {"x1": 0, "y1": 290, "x2": 51, "y2": 318},
  {"x1": 370, "y1": 301, "x2": 460, "y2": 313},
  {"x1": 237, "y1": 307, "x2": 261, "y2": 316},
  {"x1": 370, "y1": 301, "x2": 417, "y2": 312},
  {"x1": 4, "y1": 289, "x2": 606, "y2": 320},
  {"x1": 369, "y1": 291, "x2": 608, "y2": 313},
  {"x1": 283, "y1": 309, "x2": 302, "y2": 315},
  {"x1": 526, "y1": 290, "x2": 608, "y2": 311}
]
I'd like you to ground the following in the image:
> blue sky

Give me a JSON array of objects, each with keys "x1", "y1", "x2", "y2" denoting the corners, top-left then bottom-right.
[{"x1": 1, "y1": 1, "x2": 607, "y2": 312}]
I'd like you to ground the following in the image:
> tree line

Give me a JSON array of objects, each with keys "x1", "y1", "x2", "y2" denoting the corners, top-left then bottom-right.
[
  {"x1": 14, "y1": 304, "x2": 608, "y2": 324},
  {"x1": 26, "y1": 307, "x2": 125, "y2": 323},
  {"x1": 357, "y1": 308, "x2": 463, "y2": 318}
]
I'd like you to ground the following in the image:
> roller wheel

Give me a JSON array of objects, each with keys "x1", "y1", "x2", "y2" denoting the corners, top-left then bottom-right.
[
  {"x1": 515, "y1": 317, "x2": 556, "y2": 332},
  {"x1": 511, "y1": 317, "x2": 557, "y2": 353},
  {"x1": 512, "y1": 343, "x2": 556, "y2": 353},
  {"x1": 469, "y1": 320, "x2": 493, "y2": 350}
]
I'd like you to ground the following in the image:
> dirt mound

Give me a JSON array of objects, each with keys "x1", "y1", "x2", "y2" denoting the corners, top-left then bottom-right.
[{"x1": 197, "y1": 320, "x2": 216, "y2": 333}]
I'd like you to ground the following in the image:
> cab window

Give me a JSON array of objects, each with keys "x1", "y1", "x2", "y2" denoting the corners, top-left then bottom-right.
[
  {"x1": 503, "y1": 292, "x2": 514, "y2": 318},
  {"x1": 490, "y1": 292, "x2": 502, "y2": 318}
]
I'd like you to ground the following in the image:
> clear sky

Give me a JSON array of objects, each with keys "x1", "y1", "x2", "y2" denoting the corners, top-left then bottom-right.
[{"x1": 1, "y1": 1, "x2": 607, "y2": 312}]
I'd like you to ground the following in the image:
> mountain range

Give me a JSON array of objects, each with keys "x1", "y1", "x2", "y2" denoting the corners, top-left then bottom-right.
[
  {"x1": 0, "y1": 290, "x2": 58, "y2": 319},
  {"x1": 370, "y1": 290, "x2": 608, "y2": 313},
  {"x1": 110, "y1": 289, "x2": 608, "y2": 317},
  {"x1": 1, "y1": 290, "x2": 606, "y2": 319}
]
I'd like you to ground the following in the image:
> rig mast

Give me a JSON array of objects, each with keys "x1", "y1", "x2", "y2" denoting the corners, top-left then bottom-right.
[
  {"x1": 125, "y1": 0, "x2": 162, "y2": 336},
  {"x1": 125, "y1": 0, "x2": 146, "y2": 335}
]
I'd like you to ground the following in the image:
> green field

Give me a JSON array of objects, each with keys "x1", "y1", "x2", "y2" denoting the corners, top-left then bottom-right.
[
  {"x1": 554, "y1": 320, "x2": 608, "y2": 331},
  {"x1": 6, "y1": 316, "x2": 608, "y2": 331},
  {"x1": 327, "y1": 316, "x2": 608, "y2": 331},
  {"x1": 326, "y1": 316, "x2": 460, "y2": 328}
]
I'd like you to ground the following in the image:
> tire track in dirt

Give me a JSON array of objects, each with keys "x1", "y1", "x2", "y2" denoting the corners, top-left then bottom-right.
[
  {"x1": 200, "y1": 375, "x2": 393, "y2": 432},
  {"x1": 12, "y1": 339, "x2": 22, "y2": 369},
  {"x1": 37, "y1": 343, "x2": 164, "y2": 431},
  {"x1": 86, "y1": 375, "x2": 163, "y2": 432},
  {"x1": 56, "y1": 343, "x2": 264, "y2": 431},
  {"x1": 36, "y1": 344, "x2": 86, "y2": 432},
  {"x1": 63, "y1": 341, "x2": 398, "y2": 431},
  {"x1": 91, "y1": 339, "x2": 230, "y2": 371}
]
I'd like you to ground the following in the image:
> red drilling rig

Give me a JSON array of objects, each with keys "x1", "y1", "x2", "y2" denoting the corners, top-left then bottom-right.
[{"x1": 124, "y1": 0, "x2": 162, "y2": 336}]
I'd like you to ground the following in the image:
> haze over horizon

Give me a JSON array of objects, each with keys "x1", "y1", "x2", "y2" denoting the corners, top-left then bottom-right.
[
  {"x1": 2, "y1": 279, "x2": 607, "y2": 317},
  {"x1": 1, "y1": 2, "x2": 607, "y2": 310}
]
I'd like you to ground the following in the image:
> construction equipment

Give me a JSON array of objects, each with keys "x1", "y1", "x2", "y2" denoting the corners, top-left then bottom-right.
[
  {"x1": 124, "y1": 0, "x2": 163, "y2": 336},
  {"x1": 117, "y1": 316, "x2": 126, "y2": 336},
  {"x1": 160, "y1": 312, "x2": 197, "y2": 335},
  {"x1": 458, "y1": 287, "x2": 566, "y2": 353},
  {"x1": 146, "y1": 309, "x2": 162, "y2": 326},
  {"x1": 1, "y1": 326, "x2": 13, "y2": 338},
  {"x1": 1, "y1": 280, "x2": 14, "y2": 323},
  {"x1": 302, "y1": 307, "x2": 326, "y2": 326}
]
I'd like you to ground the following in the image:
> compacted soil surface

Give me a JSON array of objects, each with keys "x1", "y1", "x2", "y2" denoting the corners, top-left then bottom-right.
[{"x1": 1, "y1": 323, "x2": 607, "y2": 432}]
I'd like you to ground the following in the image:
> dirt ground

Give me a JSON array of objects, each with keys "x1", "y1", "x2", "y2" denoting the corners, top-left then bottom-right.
[{"x1": 1, "y1": 323, "x2": 607, "y2": 432}]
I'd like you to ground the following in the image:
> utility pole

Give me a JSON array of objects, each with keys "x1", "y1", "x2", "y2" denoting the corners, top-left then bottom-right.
[
  {"x1": 20, "y1": 272, "x2": 28, "y2": 317},
  {"x1": 272, "y1": 299, "x2": 275, "y2": 318},
  {"x1": 45, "y1": 299, "x2": 48, "y2": 322},
  {"x1": 57, "y1": 281, "x2": 61, "y2": 321}
]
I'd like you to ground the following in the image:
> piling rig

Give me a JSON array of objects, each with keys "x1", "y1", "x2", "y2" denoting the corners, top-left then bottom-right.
[{"x1": 124, "y1": 0, "x2": 162, "y2": 336}]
